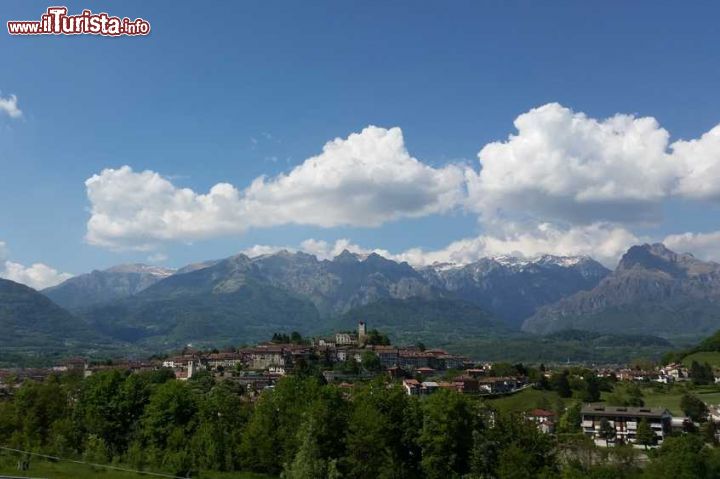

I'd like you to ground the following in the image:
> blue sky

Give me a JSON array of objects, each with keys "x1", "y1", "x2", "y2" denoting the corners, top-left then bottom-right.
[{"x1": 2, "y1": 1, "x2": 720, "y2": 288}]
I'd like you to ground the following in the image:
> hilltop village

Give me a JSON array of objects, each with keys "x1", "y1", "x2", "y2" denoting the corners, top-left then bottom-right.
[{"x1": 3, "y1": 321, "x2": 720, "y2": 451}]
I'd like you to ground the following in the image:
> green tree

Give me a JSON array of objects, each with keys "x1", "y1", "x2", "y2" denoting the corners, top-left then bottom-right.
[
  {"x1": 11, "y1": 376, "x2": 69, "y2": 449},
  {"x1": 680, "y1": 393, "x2": 708, "y2": 423},
  {"x1": 558, "y1": 402, "x2": 582, "y2": 433},
  {"x1": 469, "y1": 428, "x2": 498, "y2": 477},
  {"x1": 581, "y1": 374, "x2": 601, "y2": 402},
  {"x1": 343, "y1": 395, "x2": 388, "y2": 478},
  {"x1": 361, "y1": 351, "x2": 382, "y2": 372},
  {"x1": 644, "y1": 434, "x2": 708, "y2": 479},
  {"x1": 418, "y1": 389, "x2": 478, "y2": 478},
  {"x1": 689, "y1": 361, "x2": 714, "y2": 386},
  {"x1": 551, "y1": 371, "x2": 572, "y2": 398},
  {"x1": 474, "y1": 413, "x2": 557, "y2": 478},
  {"x1": 190, "y1": 382, "x2": 249, "y2": 471},
  {"x1": 239, "y1": 376, "x2": 325, "y2": 474},
  {"x1": 701, "y1": 420, "x2": 718, "y2": 446},
  {"x1": 282, "y1": 418, "x2": 334, "y2": 479},
  {"x1": 344, "y1": 380, "x2": 421, "y2": 479},
  {"x1": 365, "y1": 329, "x2": 391, "y2": 346},
  {"x1": 140, "y1": 380, "x2": 198, "y2": 453},
  {"x1": 497, "y1": 443, "x2": 535, "y2": 479},
  {"x1": 625, "y1": 383, "x2": 645, "y2": 407},
  {"x1": 635, "y1": 418, "x2": 655, "y2": 449},
  {"x1": 598, "y1": 418, "x2": 615, "y2": 447}
]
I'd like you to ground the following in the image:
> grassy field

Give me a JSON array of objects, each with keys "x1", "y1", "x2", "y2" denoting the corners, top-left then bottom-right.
[
  {"x1": 488, "y1": 383, "x2": 720, "y2": 417},
  {"x1": 682, "y1": 351, "x2": 720, "y2": 367},
  {"x1": 486, "y1": 387, "x2": 570, "y2": 414},
  {"x1": 611, "y1": 384, "x2": 720, "y2": 416},
  {"x1": 640, "y1": 387, "x2": 685, "y2": 415},
  {"x1": 0, "y1": 455, "x2": 274, "y2": 479}
]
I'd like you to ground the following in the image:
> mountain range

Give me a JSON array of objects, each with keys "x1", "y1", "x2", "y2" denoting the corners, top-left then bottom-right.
[
  {"x1": 420, "y1": 255, "x2": 609, "y2": 328},
  {"x1": 2, "y1": 242, "x2": 720, "y2": 358},
  {"x1": 40, "y1": 250, "x2": 610, "y2": 346},
  {"x1": 44, "y1": 264, "x2": 175, "y2": 310},
  {"x1": 523, "y1": 243, "x2": 720, "y2": 337}
]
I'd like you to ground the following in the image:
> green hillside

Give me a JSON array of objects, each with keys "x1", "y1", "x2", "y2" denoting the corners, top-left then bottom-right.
[{"x1": 0, "y1": 278, "x2": 105, "y2": 353}]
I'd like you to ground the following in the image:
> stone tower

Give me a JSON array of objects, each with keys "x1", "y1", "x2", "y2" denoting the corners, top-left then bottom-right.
[{"x1": 358, "y1": 321, "x2": 367, "y2": 342}]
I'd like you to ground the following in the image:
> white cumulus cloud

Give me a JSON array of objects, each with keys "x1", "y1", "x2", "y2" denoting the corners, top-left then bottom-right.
[
  {"x1": 673, "y1": 125, "x2": 720, "y2": 200},
  {"x1": 0, "y1": 241, "x2": 73, "y2": 290},
  {"x1": 86, "y1": 126, "x2": 468, "y2": 250},
  {"x1": 1, "y1": 261, "x2": 72, "y2": 290},
  {"x1": 85, "y1": 103, "x2": 720, "y2": 264},
  {"x1": 0, "y1": 92, "x2": 22, "y2": 119},
  {"x1": 467, "y1": 103, "x2": 679, "y2": 226},
  {"x1": 663, "y1": 230, "x2": 720, "y2": 262},
  {"x1": 390, "y1": 223, "x2": 639, "y2": 268}
]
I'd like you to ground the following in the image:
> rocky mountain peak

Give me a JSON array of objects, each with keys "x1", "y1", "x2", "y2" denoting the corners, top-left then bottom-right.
[
  {"x1": 617, "y1": 243, "x2": 698, "y2": 275},
  {"x1": 104, "y1": 263, "x2": 175, "y2": 277},
  {"x1": 333, "y1": 249, "x2": 362, "y2": 263}
]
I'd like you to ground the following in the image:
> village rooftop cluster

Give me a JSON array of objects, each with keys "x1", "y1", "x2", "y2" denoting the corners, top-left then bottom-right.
[{"x1": 2, "y1": 322, "x2": 720, "y2": 450}]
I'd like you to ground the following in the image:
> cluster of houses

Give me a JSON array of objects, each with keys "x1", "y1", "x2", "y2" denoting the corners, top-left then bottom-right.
[
  {"x1": 603, "y1": 363, "x2": 692, "y2": 384},
  {"x1": 2, "y1": 323, "x2": 719, "y2": 450},
  {"x1": 158, "y1": 322, "x2": 471, "y2": 383},
  {"x1": 403, "y1": 374, "x2": 528, "y2": 396},
  {"x1": 0, "y1": 322, "x2": 481, "y2": 397}
]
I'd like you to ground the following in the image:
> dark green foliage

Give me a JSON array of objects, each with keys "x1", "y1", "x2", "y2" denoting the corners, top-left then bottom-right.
[
  {"x1": 343, "y1": 380, "x2": 422, "y2": 478},
  {"x1": 364, "y1": 328, "x2": 391, "y2": 346},
  {"x1": 702, "y1": 421, "x2": 719, "y2": 446},
  {"x1": 558, "y1": 401, "x2": 582, "y2": 433},
  {"x1": 360, "y1": 351, "x2": 382, "y2": 372},
  {"x1": 551, "y1": 371, "x2": 572, "y2": 398},
  {"x1": 690, "y1": 361, "x2": 715, "y2": 385},
  {"x1": 470, "y1": 412, "x2": 557, "y2": 478},
  {"x1": 238, "y1": 376, "x2": 331, "y2": 474},
  {"x1": 418, "y1": 390, "x2": 478, "y2": 478},
  {"x1": 581, "y1": 374, "x2": 601, "y2": 402},
  {"x1": 8, "y1": 370, "x2": 720, "y2": 478},
  {"x1": 643, "y1": 434, "x2": 711, "y2": 479},
  {"x1": 680, "y1": 393, "x2": 709, "y2": 423},
  {"x1": 636, "y1": 418, "x2": 655, "y2": 449},
  {"x1": 271, "y1": 331, "x2": 306, "y2": 344},
  {"x1": 190, "y1": 381, "x2": 249, "y2": 471}
]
